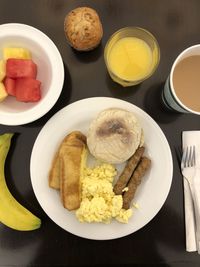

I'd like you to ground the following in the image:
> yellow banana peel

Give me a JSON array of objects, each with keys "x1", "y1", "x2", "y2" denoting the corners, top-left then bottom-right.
[{"x1": 0, "y1": 133, "x2": 41, "y2": 231}]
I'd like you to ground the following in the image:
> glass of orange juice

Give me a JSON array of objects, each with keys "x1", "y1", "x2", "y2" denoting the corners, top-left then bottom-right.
[{"x1": 104, "y1": 27, "x2": 160, "y2": 86}]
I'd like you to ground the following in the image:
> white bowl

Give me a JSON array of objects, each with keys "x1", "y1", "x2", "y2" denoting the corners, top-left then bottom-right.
[{"x1": 0, "y1": 23, "x2": 64, "y2": 125}]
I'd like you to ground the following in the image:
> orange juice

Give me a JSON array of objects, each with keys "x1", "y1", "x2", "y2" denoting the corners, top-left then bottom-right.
[{"x1": 108, "y1": 37, "x2": 153, "y2": 81}]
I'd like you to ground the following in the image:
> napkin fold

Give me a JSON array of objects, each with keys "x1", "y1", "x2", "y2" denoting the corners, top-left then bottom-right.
[{"x1": 182, "y1": 131, "x2": 200, "y2": 252}]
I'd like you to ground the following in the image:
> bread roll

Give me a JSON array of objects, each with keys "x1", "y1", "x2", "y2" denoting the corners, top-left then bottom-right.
[{"x1": 64, "y1": 7, "x2": 103, "y2": 51}]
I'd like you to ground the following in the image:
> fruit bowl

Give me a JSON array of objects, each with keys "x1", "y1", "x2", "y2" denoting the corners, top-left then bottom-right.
[{"x1": 0, "y1": 23, "x2": 64, "y2": 125}]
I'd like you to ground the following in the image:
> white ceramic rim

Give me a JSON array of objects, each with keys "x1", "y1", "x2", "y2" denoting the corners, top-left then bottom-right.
[
  {"x1": 169, "y1": 44, "x2": 200, "y2": 115},
  {"x1": 30, "y1": 97, "x2": 173, "y2": 240},
  {"x1": 0, "y1": 23, "x2": 64, "y2": 125}
]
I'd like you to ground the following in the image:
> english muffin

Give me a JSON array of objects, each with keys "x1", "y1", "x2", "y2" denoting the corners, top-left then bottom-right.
[{"x1": 87, "y1": 108, "x2": 143, "y2": 164}]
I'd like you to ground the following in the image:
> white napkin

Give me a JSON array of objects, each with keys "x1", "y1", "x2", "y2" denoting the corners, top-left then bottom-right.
[{"x1": 182, "y1": 131, "x2": 200, "y2": 252}]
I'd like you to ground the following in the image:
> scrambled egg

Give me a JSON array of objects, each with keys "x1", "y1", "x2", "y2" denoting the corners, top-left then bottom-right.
[
  {"x1": 122, "y1": 187, "x2": 129, "y2": 192},
  {"x1": 76, "y1": 163, "x2": 133, "y2": 223}
]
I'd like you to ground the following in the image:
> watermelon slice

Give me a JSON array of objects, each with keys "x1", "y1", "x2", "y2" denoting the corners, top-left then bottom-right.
[
  {"x1": 4, "y1": 77, "x2": 16, "y2": 96},
  {"x1": 6, "y1": 59, "x2": 37, "y2": 79},
  {"x1": 15, "y1": 78, "x2": 41, "y2": 102}
]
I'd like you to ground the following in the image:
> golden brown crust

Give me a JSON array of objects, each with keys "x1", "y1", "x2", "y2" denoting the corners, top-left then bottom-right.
[
  {"x1": 64, "y1": 7, "x2": 103, "y2": 51},
  {"x1": 58, "y1": 131, "x2": 86, "y2": 211},
  {"x1": 59, "y1": 137, "x2": 86, "y2": 211},
  {"x1": 48, "y1": 131, "x2": 86, "y2": 190},
  {"x1": 65, "y1": 131, "x2": 87, "y2": 145},
  {"x1": 49, "y1": 150, "x2": 61, "y2": 189},
  {"x1": 48, "y1": 131, "x2": 86, "y2": 193}
]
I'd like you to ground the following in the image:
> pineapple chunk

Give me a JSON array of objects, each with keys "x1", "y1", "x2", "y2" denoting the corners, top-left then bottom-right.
[
  {"x1": 3, "y1": 47, "x2": 31, "y2": 60},
  {"x1": 0, "y1": 82, "x2": 8, "y2": 102},
  {"x1": 0, "y1": 60, "x2": 6, "y2": 82}
]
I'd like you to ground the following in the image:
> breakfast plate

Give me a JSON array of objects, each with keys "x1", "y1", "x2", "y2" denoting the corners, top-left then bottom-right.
[{"x1": 30, "y1": 97, "x2": 173, "y2": 240}]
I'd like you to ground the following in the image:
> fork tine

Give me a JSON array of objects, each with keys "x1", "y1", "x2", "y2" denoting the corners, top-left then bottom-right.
[
  {"x1": 188, "y1": 146, "x2": 193, "y2": 167},
  {"x1": 192, "y1": 145, "x2": 196, "y2": 166},
  {"x1": 181, "y1": 146, "x2": 188, "y2": 168},
  {"x1": 183, "y1": 145, "x2": 196, "y2": 167}
]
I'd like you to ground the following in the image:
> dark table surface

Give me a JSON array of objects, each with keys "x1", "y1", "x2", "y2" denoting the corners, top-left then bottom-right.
[{"x1": 0, "y1": 0, "x2": 200, "y2": 266}]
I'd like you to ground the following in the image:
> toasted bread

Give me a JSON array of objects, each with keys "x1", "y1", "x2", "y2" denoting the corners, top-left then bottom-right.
[
  {"x1": 48, "y1": 150, "x2": 61, "y2": 189},
  {"x1": 49, "y1": 131, "x2": 87, "y2": 211},
  {"x1": 49, "y1": 131, "x2": 86, "y2": 189}
]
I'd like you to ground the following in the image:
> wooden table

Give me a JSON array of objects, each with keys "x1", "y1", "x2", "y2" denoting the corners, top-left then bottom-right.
[{"x1": 0, "y1": 0, "x2": 200, "y2": 266}]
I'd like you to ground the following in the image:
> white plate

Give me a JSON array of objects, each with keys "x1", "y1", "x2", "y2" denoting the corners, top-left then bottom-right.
[{"x1": 30, "y1": 97, "x2": 173, "y2": 240}]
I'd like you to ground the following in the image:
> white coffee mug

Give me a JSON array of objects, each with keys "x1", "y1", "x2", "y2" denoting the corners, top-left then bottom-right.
[{"x1": 162, "y1": 44, "x2": 200, "y2": 115}]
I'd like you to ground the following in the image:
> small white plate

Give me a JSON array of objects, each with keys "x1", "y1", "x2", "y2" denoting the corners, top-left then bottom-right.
[{"x1": 30, "y1": 97, "x2": 173, "y2": 240}]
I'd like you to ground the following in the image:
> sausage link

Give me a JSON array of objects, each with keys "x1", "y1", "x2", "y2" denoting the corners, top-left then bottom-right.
[
  {"x1": 123, "y1": 156, "x2": 151, "y2": 209},
  {"x1": 113, "y1": 147, "x2": 145, "y2": 195}
]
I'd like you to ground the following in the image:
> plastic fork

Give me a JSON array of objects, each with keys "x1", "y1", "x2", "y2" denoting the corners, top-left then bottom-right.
[
  {"x1": 181, "y1": 146, "x2": 196, "y2": 169},
  {"x1": 181, "y1": 145, "x2": 200, "y2": 253}
]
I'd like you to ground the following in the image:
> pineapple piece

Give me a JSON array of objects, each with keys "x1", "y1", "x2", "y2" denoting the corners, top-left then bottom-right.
[
  {"x1": 3, "y1": 47, "x2": 31, "y2": 60},
  {"x1": 0, "y1": 82, "x2": 8, "y2": 102},
  {"x1": 0, "y1": 60, "x2": 6, "y2": 82}
]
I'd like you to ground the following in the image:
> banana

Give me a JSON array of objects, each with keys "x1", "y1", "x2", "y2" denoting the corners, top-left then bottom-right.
[{"x1": 0, "y1": 133, "x2": 41, "y2": 231}]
